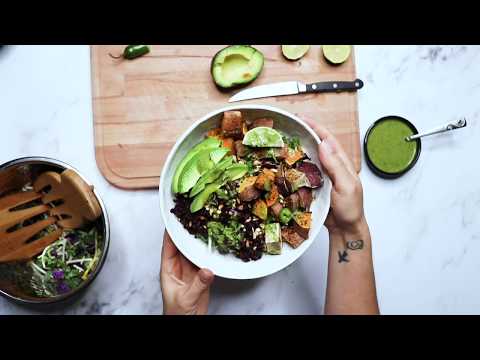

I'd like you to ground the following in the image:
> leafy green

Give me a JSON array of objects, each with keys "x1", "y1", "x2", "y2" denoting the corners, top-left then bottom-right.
[{"x1": 24, "y1": 227, "x2": 103, "y2": 298}]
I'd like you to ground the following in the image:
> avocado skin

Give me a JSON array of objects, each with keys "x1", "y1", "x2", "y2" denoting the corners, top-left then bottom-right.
[{"x1": 210, "y1": 45, "x2": 264, "y2": 90}]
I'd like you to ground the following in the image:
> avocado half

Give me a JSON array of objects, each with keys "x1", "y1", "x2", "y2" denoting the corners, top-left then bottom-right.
[{"x1": 211, "y1": 45, "x2": 264, "y2": 89}]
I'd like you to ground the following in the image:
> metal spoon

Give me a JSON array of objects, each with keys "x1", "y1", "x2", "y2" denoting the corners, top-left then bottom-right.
[{"x1": 406, "y1": 118, "x2": 467, "y2": 142}]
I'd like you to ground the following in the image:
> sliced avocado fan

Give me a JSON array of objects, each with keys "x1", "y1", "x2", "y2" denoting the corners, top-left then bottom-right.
[
  {"x1": 172, "y1": 137, "x2": 221, "y2": 194},
  {"x1": 177, "y1": 146, "x2": 231, "y2": 194},
  {"x1": 211, "y1": 45, "x2": 264, "y2": 89},
  {"x1": 189, "y1": 163, "x2": 248, "y2": 213},
  {"x1": 189, "y1": 156, "x2": 234, "y2": 198}
]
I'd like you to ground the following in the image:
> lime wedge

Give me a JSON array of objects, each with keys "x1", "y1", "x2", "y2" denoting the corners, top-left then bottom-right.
[
  {"x1": 242, "y1": 127, "x2": 284, "y2": 148},
  {"x1": 322, "y1": 45, "x2": 351, "y2": 64},
  {"x1": 281, "y1": 45, "x2": 310, "y2": 60}
]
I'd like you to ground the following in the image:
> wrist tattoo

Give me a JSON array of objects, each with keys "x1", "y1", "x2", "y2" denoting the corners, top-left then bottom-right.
[
  {"x1": 338, "y1": 240, "x2": 364, "y2": 264},
  {"x1": 346, "y1": 240, "x2": 364, "y2": 251},
  {"x1": 338, "y1": 250, "x2": 349, "y2": 263}
]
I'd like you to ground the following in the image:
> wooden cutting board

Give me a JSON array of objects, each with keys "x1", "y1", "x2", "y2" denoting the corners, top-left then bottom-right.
[{"x1": 91, "y1": 45, "x2": 361, "y2": 190}]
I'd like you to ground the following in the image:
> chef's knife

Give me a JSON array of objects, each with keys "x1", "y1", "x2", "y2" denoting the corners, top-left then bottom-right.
[{"x1": 229, "y1": 79, "x2": 364, "y2": 103}]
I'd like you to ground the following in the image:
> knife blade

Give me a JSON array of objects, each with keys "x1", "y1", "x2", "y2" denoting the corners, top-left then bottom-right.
[{"x1": 229, "y1": 79, "x2": 364, "y2": 103}]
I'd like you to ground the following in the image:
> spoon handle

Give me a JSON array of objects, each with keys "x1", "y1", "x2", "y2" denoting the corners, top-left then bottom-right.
[{"x1": 406, "y1": 118, "x2": 467, "y2": 141}]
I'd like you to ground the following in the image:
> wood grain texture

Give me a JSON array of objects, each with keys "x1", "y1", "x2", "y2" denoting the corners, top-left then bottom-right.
[{"x1": 91, "y1": 45, "x2": 361, "y2": 189}]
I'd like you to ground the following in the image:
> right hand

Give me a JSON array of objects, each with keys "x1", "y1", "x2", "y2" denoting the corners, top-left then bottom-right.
[{"x1": 304, "y1": 118, "x2": 366, "y2": 236}]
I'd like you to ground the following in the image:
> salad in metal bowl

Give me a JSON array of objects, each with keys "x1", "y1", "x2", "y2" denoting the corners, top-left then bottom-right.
[{"x1": 0, "y1": 183, "x2": 104, "y2": 298}]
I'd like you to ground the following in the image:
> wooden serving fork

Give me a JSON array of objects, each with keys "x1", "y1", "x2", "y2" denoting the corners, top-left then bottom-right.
[
  {"x1": 0, "y1": 190, "x2": 62, "y2": 263},
  {"x1": 33, "y1": 169, "x2": 102, "y2": 229},
  {"x1": 0, "y1": 168, "x2": 101, "y2": 263}
]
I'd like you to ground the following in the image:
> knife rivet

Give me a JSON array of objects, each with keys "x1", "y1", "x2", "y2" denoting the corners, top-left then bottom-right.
[
  {"x1": 312, "y1": 84, "x2": 317, "y2": 90},
  {"x1": 333, "y1": 83, "x2": 338, "y2": 89},
  {"x1": 355, "y1": 82, "x2": 359, "y2": 87}
]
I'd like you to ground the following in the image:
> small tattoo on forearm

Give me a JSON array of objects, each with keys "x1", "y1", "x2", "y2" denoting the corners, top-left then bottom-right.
[
  {"x1": 338, "y1": 240, "x2": 364, "y2": 264},
  {"x1": 346, "y1": 240, "x2": 364, "y2": 251},
  {"x1": 338, "y1": 250, "x2": 349, "y2": 263}
]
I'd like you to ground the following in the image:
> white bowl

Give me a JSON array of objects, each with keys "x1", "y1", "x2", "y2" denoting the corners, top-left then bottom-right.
[{"x1": 159, "y1": 104, "x2": 332, "y2": 279}]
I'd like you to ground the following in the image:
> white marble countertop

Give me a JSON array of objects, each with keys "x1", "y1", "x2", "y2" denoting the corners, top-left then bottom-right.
[{"x1": 0, "y1": 45, "x2": 478, "y2": 315}]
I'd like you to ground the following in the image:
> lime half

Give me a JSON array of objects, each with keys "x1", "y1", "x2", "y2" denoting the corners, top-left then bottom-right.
[
  {"x1": 243, "y1": 127, "x2": 285, "y2": 148},
  {"x1": 281, "y1": 45, "x2": 310, "y2": 60},
  {"x1": 322, "y1": 45, "x2": 351, "y2": 64}
]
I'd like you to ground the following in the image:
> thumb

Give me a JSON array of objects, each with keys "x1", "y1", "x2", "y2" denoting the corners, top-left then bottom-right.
[
  {"x1": 184, "y1": 269, "x2": 214, "y2": 304},
  {"x1": 319, "y1": 138, "x2": 352, "y2": 191}
]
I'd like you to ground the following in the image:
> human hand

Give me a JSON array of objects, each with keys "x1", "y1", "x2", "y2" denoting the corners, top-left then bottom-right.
[
  {"x1": 160, "y1": 231, "x2": 214, "y2": 315},
  {"x1": 303, "y1": 118, "x2": 367, "y2": 237}
]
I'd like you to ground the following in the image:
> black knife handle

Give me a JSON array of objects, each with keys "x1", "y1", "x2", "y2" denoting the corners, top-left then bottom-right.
[{"x1": 305, "y1": 79, "x2": 364, "y2": 93}]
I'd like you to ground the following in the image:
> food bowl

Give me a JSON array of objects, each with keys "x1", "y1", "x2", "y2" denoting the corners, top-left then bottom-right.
[
  {"x1": 0, "y1": 157, "x2": 110, "y2": 305},
  {"x1": 159, "y1": 104, "x2": 332, "y2": 279}
]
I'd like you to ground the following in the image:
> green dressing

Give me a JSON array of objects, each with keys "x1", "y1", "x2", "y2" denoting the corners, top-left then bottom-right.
[{"x1": 366, "y1": 118, "x2": 418, "y2": 174}]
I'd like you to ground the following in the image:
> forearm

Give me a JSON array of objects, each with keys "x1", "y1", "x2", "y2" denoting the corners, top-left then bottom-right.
[{"x1": 324, "y1": 219, "x2": 380, "y2": 315}]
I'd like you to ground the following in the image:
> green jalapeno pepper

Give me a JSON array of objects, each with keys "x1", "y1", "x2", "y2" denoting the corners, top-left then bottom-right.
[
  {"x1": 279, "y1": 208, "x2": 293, "y2": 225},
  {"x1": 109, "y1": 45, "x2": 150, "y2": 60}
]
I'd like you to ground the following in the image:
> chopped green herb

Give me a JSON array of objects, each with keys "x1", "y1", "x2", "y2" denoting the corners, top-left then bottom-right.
[
  {"x1": 207, "y1": 220, "x2": 243, "y2": 255},
  {"x1": 283, "y1": 135, "x2": 301, "y2": 150},
  {"x1": 246, "y1": 159, "x2": 256, "y2": 175}
]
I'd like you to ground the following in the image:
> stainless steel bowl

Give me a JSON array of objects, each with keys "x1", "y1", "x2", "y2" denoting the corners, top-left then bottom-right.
[{"x1": 0, "y1": 157, "x2": 110, "y2": 306}]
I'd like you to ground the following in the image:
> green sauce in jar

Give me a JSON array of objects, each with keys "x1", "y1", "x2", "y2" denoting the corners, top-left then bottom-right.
[{"x1": 366, "y1": 117, "x2": 419, "y2": 174}]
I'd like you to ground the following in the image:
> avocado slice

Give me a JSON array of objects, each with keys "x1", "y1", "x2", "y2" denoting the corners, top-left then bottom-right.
[
  {"x1": 265, "y1": 223, "x2": 282, "y2": 255},
  {"x1": 189, "y1": 156, "x2": 234, "y2": 197},
  {"x1": 178, "y1": 149, "x2": 216, "y2": 194},
  {"x1": 210, "y1": 147, "x2": 230, "y2": 164},
  {"x1": 223, "y1": 163, "x2": 248, "y2": 181},
  {"x1": 190, "y1": 180, "x2": 223, "y2": 213},
  {"x1": 172, "y1": 137, "x2": 221, "y2": 193},
  {"x1": 211, "y1": 45, "x2": 264, "y2": 89}
]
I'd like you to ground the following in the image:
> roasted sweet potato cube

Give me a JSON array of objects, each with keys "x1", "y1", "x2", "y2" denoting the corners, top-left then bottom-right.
[
  {"x1": 265, "y1": 185, "x2": 279, "y2": 207},
  {"x1": 239, "y1": 176, "x2": 261, "y2": 202},
  {"x1": 274, "y1": 175, "x2": 290, "y2": 197},
  {"x1": 221, "y1": 111, "x2": 244, "y2": 139},
  {"x1": 282, "y1": 227, "x2": 306, "y2": 249},
  {"x1": 285, "y1": 193, "x2": 299, "y2": 211},
  {"x1": 293, "y1": 212, "x2": 312, "y2": 238},
  {"x1": 252, "y1": 199, "x2": 268, "y2": 220},
  {"x1": 270, "y1": 202, "x2": 284, "y2": 218},
  {"x1": 255, "y1": 169, "x2": 275, "y2": 191},
  {"x1": 285, "y1": 148, "x2": 305, "y2": 166}
]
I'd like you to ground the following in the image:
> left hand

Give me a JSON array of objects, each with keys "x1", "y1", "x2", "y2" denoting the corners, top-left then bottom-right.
[{"x1": 160, "y1": 231, "x2": 214, "y2": 315}]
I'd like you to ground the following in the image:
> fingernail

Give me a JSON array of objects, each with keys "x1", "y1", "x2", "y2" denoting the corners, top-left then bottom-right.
[
  {"x1": 199, "y1": 269, "x2": 214, "y2": 284},
  {"x1": 320, "y1": 139, "x2": 334, "y2": 154}
]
